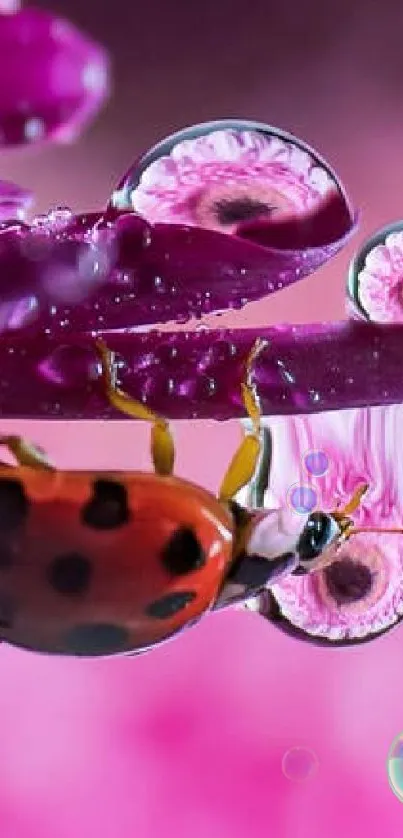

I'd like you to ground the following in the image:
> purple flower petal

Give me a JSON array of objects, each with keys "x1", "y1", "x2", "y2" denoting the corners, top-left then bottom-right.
[
  {"x1": 0, "y1": 7, "x2": 110, "y2": 147},
  {"x1": 0, "y1": 320, "x2": 401, "y2": 420}
]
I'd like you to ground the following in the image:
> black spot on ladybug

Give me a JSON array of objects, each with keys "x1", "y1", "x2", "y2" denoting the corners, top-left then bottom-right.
[
  {"x1": 0, "y1": 478, "x2": 28, "y2": 531},
  {"x1": 146, "y1": 591, "x2": 196, "y2": 619},
  {"x1": 81, "y1": 479, "x2": 130, "y2": 530},
  {"x1": 63, "y1": 623, "x2": 130, "y2": 656},
  {"x1": 161, "y1": 527, "x2": 206, "y2": 576},
  {"x1": 48, "y1": 552, "x2": 92, "y2": 596}
]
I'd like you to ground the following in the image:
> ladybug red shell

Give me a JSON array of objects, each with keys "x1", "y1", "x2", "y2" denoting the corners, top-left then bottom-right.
[{"x1": 0, "y1": 468, "x2": 235, "y2": 657}]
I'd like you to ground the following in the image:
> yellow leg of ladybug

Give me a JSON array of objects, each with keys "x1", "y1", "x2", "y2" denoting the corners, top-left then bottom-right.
[
  {"x1": 218, "y1": 339, "x2": 267, "y2": 503},
  {"x1": 95, "y1": 339, "x2": 175, "y2": 476},
  {"x1": 0, "y1": 436, "x2": 54, "y2": 469}
]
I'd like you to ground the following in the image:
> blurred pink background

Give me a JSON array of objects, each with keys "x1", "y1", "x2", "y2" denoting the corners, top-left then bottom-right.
[{"x1": 1, "y1": 1, "x2": 403, "y2": 836}]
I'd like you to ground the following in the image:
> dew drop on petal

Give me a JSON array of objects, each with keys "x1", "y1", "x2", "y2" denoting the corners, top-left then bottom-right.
[
  {"x1": 37, "y1": 345, "x2": 98, "y2": 388},
  {"x1": 387, "y1": 733, "x2": 403, "y2": 802},
  {"x1": 282, "y1": 747, "x2": 319, "y2": 782}
]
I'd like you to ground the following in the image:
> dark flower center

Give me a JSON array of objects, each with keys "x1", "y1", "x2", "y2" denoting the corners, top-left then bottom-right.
[
  {"x1": 213, "y1": 197, "x2": 274, "y2": 225},
  {"x1": 324, "y1": 558, "x2": 373, "y2": 605}
]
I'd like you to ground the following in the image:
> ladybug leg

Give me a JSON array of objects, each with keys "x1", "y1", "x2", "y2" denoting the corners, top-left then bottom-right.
[
  {"x1": 95, "y1": 339, "x2": 175, "y2": 475},
  {"x1": 218, "y1": 339, "x2": 267, "y2": 502},
  {"x1": 0, "y1": 436, "x2": 54, "y2": 469}
]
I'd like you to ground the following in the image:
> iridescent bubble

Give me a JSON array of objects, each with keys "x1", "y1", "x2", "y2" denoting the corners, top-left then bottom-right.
[
  {"x1": 282, "y1": 747, "x2": 319, "y2": 782},
  {"x1": 287, "y1": 484, "x2": 318, "y2": 514},
  {"x1": 387, "y1": 733, "x2": 403, "y2": 802},
  {"x1": 304, "y1": 450, "x2": 329, "y2": 476}
]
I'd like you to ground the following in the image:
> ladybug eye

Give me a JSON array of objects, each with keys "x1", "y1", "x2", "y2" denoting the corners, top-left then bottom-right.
[{"x1": 296, "y1": 512, "x2": 339, "y2": 566}]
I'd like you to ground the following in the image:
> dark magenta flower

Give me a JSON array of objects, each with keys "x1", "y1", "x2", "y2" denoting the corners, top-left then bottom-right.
[{"x1": 0, "y1": 5, "x2": 109, "y2": 146}]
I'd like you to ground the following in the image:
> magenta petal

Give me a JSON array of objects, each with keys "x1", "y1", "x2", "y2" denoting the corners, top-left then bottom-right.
[
  {"x1": 0, "y1": 201, "x2": 356, "y2": 337},
  {"x1": 0, "y1": 320, "x2": 401, "y2": 420},
  {"x1": 0, "y1": 8, "x2": 110, "y2": 146}
]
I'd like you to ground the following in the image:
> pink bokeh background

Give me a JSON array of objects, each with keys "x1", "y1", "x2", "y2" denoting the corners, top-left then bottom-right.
[{"x1": 1, "y1": 0, "x2": 403, "y2": 835}]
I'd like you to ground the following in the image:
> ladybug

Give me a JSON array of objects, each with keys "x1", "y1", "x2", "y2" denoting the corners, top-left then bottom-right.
[{"x1": 0, "y1": 339, "x2": 383, "y2": 658}]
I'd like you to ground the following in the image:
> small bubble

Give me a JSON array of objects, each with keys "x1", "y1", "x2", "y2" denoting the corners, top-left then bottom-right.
[
  {"x1": 309, "y1": 390, "x2": 321, "y2": 403},
  {"x1": 304, "y1": 450, "x2": 329, "y2": 477},
  {"x1": 288, "y1": 484, "x2": 318, "y2": 514},
  {"x1": 387, "y1": 732, "x2": 403, "y2": 802},
  {"x1": 282, "y1": 747, "x2": 319, "y2": 782}
]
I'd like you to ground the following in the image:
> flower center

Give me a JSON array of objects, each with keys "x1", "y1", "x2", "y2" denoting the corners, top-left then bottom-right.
[
  {"x1": 213, "y1": 197, "x2": 273, "y2": 226},
  {"x1": 323, "y1": 558, "x2": 373, "y2": 605}
]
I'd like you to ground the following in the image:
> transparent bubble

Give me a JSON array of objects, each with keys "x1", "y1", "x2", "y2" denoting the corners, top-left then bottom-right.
[
  {"x1": 282, "y1": 747, "x2": 319, "y2": 782},
  {"x1": 304, "y1": 450, "x2": 329, "y2": 476},
  {"x1": 287, "y1": 484, "x2": 318, "y2": 514},
  {"x1": 387, "y1": 733, "x2": 403, "y2": 802}
]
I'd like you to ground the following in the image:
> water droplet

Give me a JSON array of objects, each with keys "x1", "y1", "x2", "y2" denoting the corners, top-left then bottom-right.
[
  {"x1": 37, "y1": 345, "x2": 98, "y2": 388},
  {"x1": 387, "y1": 733, "x2": 403, "y2": 802},
  {"x1": 304, "y1": 450, "x2": 329, "y2": 477},
  {"x1": 288, "y1": 485, "x2": 318, "y2": 514},
  {"x1": 176, "y1": 374, "x2": 217, "y2": 400},
  {"x1": 277, "y1": 360, "x2": 295, "y2": 385},
  {"x1": 282, "y1": 747, "x2": 319, "y2": 782},
  {"x1": 199, "y1": 340, "x2": 238, "y2": 369}
]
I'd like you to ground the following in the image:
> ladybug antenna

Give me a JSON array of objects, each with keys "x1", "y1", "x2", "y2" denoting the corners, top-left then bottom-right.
[{"x1": 331, "y1": 483, "x2": 403, "y2": 542}]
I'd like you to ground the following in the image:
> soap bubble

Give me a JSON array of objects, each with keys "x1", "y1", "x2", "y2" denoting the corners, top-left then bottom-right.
[
  {"x1": 287, "y1": 484, "x2": 318, "y2": 514},
  {"x1": 387, "y1": 732, "x2": 403, "y2": 802},
  {"x1": 304, "y1": 450, "x2": 329, "y2": 477},
  {"x1": 282, "y1": 747, "x2": 319, "y2": 782}
]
